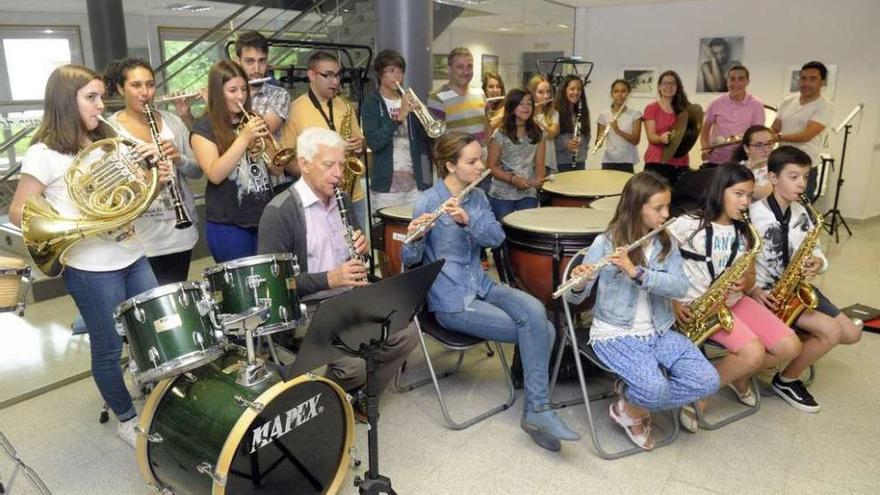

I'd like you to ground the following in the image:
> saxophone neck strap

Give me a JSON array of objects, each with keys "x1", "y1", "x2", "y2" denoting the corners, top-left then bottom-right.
[
  {"x1": 766, "y1": 195, "x2": 791, "y2": 268},
  {"x1": 308, "y1": 89, "x2": 335, "y2": 131}
]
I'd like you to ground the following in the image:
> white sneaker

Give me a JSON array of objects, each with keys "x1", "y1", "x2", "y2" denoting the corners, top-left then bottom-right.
[{"x1": 116, "y1": 416, "x2": 138, "y2": 448}]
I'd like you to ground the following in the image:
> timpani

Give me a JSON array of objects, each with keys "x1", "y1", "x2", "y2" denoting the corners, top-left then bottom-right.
[
  {"x1": 542, "y1": 170, "x2": 631, "y2": 208},
  {"x1": 502, "y1": 207, "x2": 613, "y2": 306},
  {"x1": 373, "y1": 204, "x2": 414, "y2": 277},
  {"x1": 589, "y1": 195, "x2": 620, "y2": 213}
]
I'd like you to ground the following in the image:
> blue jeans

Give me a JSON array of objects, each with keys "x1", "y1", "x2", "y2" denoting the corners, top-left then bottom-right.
[
  {"x1": 435, "y1": 284, "x2": 555, "y2": 412},
  {"x1": 62, "y1": 257, "x2": 158, "y2": 421},
  {"x1": 592, "y1": 330, "x2": 719, "y2": 411},
  {"x1": 206, "y1": 222, "x2": 258, "y2": 263},
  {"x1": 489, "y1": 196, "x2": 538, "y2": 222}
]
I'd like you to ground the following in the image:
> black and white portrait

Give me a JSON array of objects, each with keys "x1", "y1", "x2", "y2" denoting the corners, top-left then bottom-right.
[
  {"x1": 696, "y1": 36, "x2": 744, "y2": 93},
  {"x1": 620, "y1": 67, "x2": 658, "y2": 96}
]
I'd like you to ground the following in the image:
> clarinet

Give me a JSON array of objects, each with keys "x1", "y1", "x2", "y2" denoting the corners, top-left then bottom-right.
[
  {"x1": 403, "y1": 168, "x2": 492, "y2": 244},
  {"x1": 143, "y1": 102, "x2": 193, "y2": 229},
  {"x1": 571, "y1": 96, "x2": 584, "y2": 164},
  {"x1": 334, "y1": 187, "x2": 364, "y2": 264}
]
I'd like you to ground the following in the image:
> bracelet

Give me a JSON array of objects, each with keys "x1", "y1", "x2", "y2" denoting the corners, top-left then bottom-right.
[
  {"x1": 633, "y1": 266, "x2": 646, "y2": 283},
  {"x1": 508, "y1": 173, "x2": 516, "y2": 184}
]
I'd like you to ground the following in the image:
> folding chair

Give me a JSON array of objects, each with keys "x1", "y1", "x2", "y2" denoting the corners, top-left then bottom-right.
[
  {"x1": 0, "y1": 432, "x2": 51, "y2": 495},
  {"x1": 692, "y1": 341, "x2": 761, "y2": 430},
  {"x1": 548, "y1": 250, "x2": 679, "y2": 459},
  {"x1": 394, "y1": 309, "x2": 516, "y2": 430}
]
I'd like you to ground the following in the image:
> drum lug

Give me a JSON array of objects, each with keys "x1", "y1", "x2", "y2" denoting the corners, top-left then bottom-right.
[
  {"x1": 177, "y1": 288, "x2": 191, "y2": 307},
  {"x1": 133, "y1": 424, "x2": 164, "y2": 443},
  {"x1": 196, "y1": 462, "x2": 226, "y2": 486},
  {"x1": 223, "y1": 269, "x2": 232, "y2": 285},
  {"x1": 114, "y1": 318, "x2": 125, "y2": 336},
  {"x1": 146, "y1": 481, "x2": 174, "y2": 495},
  {"x1": 134, "y1": 304, "x2": 146, "y2": 323},
  {"x1": 292, "y1": 260, "x2": 301, "y2": 276},
  {"x1": 148, "y1": 347, "x2": 161, "y2": 368},
  {"x1": 279, "y1": 305, "x2": 288, "y2": 322},
  {"x1": 192, "y1": 331, "x2": 205, "y2": 351},
  {"x1": 183, "y1": 372, "x2": 197, "y2": 383},
  {"x1": 271, "y1": 259, "x2": 280, "y2": 277},
  {"x1": 234, "y1": 395, "x2": 265, "y2": 412}
]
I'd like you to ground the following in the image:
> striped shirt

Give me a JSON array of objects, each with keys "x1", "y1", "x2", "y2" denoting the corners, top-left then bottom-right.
[{"x1": 427, "y1": 84, "x2": 487, "y2": 143}]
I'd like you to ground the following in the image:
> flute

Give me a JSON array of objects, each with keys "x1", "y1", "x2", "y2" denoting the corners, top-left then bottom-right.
[
  {"x1": 153, "y1": 91, "x2": 202, "y2": 104},
  {"x1": 249, "y1": 77, "x2": 271, "y2": 85},
  {"x1": 552, "y1": 217, "x2": 677, "y2": 299},
  {"x1": 403, "y1": 168, "x2": 491, "y2": 244}
]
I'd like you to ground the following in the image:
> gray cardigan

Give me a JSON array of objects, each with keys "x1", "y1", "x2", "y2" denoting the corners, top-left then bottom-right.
[
  {"x1": 108, "y1": 109, "x2": 201, "y2": 222},
  {"x1": 257, "y1": 184, "x2": 359, "y2": 297}
]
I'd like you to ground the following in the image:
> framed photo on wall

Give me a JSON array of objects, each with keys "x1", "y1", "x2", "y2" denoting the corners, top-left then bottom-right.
[
  {"x1": 785, "y1": 63, "x2": 838, "y2": 100},
  {"x1": 481, "y1": 54, "x2": 499, "y2": 79},
  {"x1": 432, "y1": 54, "x2": 448, "y2": 80},
  {"x1": 696, "y1": 36, "x2": 744, "y2": 93},
  {"x1": 619, "y1": 66, "x2": 659, "y2": 97}
]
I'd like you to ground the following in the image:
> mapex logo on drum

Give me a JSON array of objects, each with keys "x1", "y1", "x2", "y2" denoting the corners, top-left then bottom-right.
[{"x1": 250, "y1": 393, "x2": 324, "y2": 453}]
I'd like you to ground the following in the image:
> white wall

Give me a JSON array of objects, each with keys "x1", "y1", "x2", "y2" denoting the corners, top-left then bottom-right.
[{"x1": 579, "y1": 0, "x2": 880, "y2": 220}]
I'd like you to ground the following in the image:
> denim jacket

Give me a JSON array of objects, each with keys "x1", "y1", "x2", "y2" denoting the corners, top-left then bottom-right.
[
  {"x1": 402, "y1": 180, "x2": 505, "y2": 313},
  {"x1": 567, "y1": 233, "x2": 688, "y2": 332}
]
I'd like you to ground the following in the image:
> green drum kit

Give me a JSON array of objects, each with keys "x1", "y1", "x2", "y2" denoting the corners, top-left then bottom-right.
[{"x1": 114, "y1": 253, "x2": 353, "y2": 495}]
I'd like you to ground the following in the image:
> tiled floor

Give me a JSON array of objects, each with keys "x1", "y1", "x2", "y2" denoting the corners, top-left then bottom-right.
[{"x1": 1, "y1": 222, "x2": 878, "y2": 494}]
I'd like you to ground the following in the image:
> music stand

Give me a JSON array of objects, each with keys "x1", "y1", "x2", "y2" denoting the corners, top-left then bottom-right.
[
  {"x1": 281, "y1": 260, "x2": 444, "y2": 495},
  {"x1": 825, "y1": 103, "x2": 864, "y2": 242}
]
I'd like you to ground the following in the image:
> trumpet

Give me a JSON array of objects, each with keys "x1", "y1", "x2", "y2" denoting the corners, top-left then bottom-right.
[
  {"x1": 152, "y1": 90, "x2": 202, "y2": 104},
  {"x1": 552, "y1": 217, "x2": 676, "y2": 299},
  {"x1": 403, "y1": 168, "x2": 491, "y2": 244},
  {"x1": 236, "y1": 102, "x2": 297, "y2": 169},
  {"x1": 395, "y1": 82, "x2": 446, "y2": 138},
  {"x1": 592, "y1": 99, "x2": 628, "y2": 155}
]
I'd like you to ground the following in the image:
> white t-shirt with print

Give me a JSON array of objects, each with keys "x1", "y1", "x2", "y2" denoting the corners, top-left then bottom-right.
[
  {"x1": 749, "y1": 198, "x2": 828, "y2": 290},
  {"x1": 776, "y1": 94, "x2": 833, "y2": 167},
  {"x1": 21, "y1": 143, "x2": 145, "y2": 271},
  {"x1": 597, "y1": 106, "x2": 642, "y2": 165},
  {"x1": 381, "y1": 96, "x2": 416, "y2": 193},
  {"x1": 668, "y1": 215, "x2": 747, "y2": 306}
]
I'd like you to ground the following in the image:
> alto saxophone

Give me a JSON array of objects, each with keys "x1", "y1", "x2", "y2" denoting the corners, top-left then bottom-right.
[
  {"x1": 338, "y1": 96, "x2": 365, "y2": 196},
  {"x1": 678, "y1": 210, "x2": 764, "y2": 345},
  {"x1": 768, "y1": 194, "x2": 822, "y2": 326}
]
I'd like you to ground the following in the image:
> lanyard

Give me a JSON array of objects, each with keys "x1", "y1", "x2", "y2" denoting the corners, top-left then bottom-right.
[
  {"x1": 766, "y1": 196, "x2": 792, "y2": 268},
  {"x1": 308, "y1": 89, "x2": 335, "y2": 131}
]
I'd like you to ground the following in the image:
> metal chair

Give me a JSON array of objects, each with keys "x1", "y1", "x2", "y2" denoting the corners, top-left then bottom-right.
[
  {"x1": 548, "y1": 250, "x2": 680, "y2": 459},
  {"x1": 394, "y1": 309, "x2": 516, "y2": 430},
  {"x1": 691, "y1": 341, "x2": 761, "y2": 430}
]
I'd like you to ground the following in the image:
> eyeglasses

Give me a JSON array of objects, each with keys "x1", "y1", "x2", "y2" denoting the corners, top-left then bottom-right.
[
  {"x1": 748, "y1": 141, "x2": 774, "y2": 149},
  {"x1": 317, "y1": 71, "x2": 341, "y2": 80}
]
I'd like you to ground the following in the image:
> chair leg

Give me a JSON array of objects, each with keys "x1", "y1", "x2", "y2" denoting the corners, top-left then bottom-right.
[
  {"x1": 694, "y1": 374, "x2": 761, "y2": 430},
  {"x1": 393, "y1": 349, "x2": 467, "y2": 393}
]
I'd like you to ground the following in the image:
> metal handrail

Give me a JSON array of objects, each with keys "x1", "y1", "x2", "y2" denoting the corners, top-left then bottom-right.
[{"x1": 0, "y1": 126, "x2": 36, "y2": 155}]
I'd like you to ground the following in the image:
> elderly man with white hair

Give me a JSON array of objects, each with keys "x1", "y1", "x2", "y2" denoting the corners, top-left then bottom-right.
[{"x1": 258, "y1": 127, "x2": 418, "y2": 415}]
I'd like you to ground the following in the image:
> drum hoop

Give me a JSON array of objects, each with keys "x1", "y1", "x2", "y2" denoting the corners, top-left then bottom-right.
[
  {"x1": 136, "y1": 375, "x2": 177, "y2": 491},
  {"x1": 376, "y1": 204, "x2": 414, "y2": 221},
  {"x1": 133, "y1": 347, "x2": 225, "y2": 384},
  {"x1": 212, "y1": 373, "x2": 355, "y2": 495},
  {"x1": 115, "y1": 281, "x2": 206, "y2": 318},
  {"x1": 0, "y1": 268, "x2": 28, "y2": 276},
  {"x1": 542, "y1": 170, "x2": 632, "y2": 197},
  {"x1": 203, "y1": 253, "x2": 298, "y2": 277}
]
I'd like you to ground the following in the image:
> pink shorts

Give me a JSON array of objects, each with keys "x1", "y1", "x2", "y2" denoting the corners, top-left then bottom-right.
[{"x1": 709, "y1": 296, "x2": 794, "y2": 352}]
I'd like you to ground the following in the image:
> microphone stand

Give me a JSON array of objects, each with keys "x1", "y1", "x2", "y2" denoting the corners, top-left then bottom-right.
[{"x1": 825, "y1": 103, "x2": 864, "y2": 243}]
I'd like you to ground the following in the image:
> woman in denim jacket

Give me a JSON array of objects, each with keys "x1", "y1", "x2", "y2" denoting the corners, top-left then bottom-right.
[
  {"x1": 568, "y1": 171, "x2": 719, "y2": 450},
  {"x1": 403, "y1": 132, "x2": 580, "y2": 452}
]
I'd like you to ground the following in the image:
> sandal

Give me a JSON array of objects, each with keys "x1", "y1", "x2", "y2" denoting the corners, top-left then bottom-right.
[
  {"x1": 679, "y1": 405, "x2": 699, "y2": 433},
  {"x1": 609, "y1": 399, "x2": 654, "y2": 450},
  {"x1": 728, "y1": 382, "x2": 758, "y2": 407}
]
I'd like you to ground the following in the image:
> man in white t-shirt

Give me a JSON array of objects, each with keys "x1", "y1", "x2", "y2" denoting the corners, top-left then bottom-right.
[{"x1": 772, "y1": 61, "x2": 833, "y2": 201}]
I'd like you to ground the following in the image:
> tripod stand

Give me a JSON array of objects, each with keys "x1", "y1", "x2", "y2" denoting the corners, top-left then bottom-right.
[{"x1": 824, "y1": 123, "x2": 853, "y2": 243}]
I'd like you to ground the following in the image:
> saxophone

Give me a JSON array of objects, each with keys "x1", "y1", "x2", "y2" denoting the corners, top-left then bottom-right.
[
  {"x1": 678, "y1": 210, "x2": 763, "y2": 345},
  {"x1": 768, "y1": 194, "x2": 822, "y2": 326},
  {"x1": 338, "y1": 96, "x2": 365, "y2": 196}
]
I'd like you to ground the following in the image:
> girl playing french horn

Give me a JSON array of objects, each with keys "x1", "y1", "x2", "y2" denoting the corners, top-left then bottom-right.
[{"x1": 567, "y1": 171, "x2": 719, "y2": 450}]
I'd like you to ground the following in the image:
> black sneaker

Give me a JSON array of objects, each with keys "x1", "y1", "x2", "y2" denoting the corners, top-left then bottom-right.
[{"x1": 771, "y1": 373, "x2": 820, "y2": 413}]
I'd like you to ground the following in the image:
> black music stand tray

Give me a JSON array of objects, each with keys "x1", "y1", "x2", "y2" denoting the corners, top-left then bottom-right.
[{"x1": 282, "y1": 260, "x2": 444, "y2": 495}]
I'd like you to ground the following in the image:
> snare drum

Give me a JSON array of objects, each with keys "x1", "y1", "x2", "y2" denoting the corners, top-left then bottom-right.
[
  {"x1": 115, "y1": 282, "x2": 224, "y2": 383},
  {"x1": 137, "y1": 351, "x2": 354, "y2": 495},
  {"x1": 502, "y1": 207, "x2": 612, "y2": 306},
  {"x1": 589, "y1": 195, "x2": 621, "y2": 213},
  {"x1": 373, "y1": 204, "x2": 414, "y2": 277},
  {"x1": 542, "y1": 170, "x2": 632, "y2": 208},
  {"x1": 0, "y1": 256, "x2": 30, "y2": 313},
  {"x1": 204, "y1": 253, "x2": 306, "y2": 337}
]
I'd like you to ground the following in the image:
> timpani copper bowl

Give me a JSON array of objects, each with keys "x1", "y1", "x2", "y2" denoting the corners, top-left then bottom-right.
[
  {"x1": 541, "y1": 170, "x2": 631, "y2": 208},
  {"x1": 373, "y1": 204, "x2": 414, "y2": 277},
  {"x1": 501, "y1": 207, "x2": 613, "y2": 307}
]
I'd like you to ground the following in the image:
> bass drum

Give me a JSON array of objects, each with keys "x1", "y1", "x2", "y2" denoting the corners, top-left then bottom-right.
[
  {"x1": 137, "y1": 351, "x2": 354, "y2": 495},
  {"x1": 502, "y1": 207, "x2": 612, "y2": 306}
]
